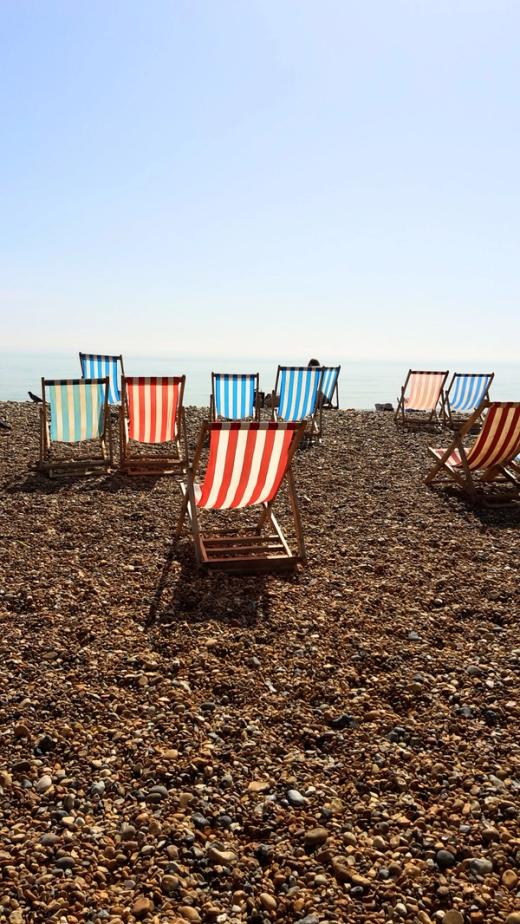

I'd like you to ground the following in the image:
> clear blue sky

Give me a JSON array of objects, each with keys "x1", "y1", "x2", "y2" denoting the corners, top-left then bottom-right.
[{"x1": 1, "y1": 0, "x2": 519, "y2": 362}]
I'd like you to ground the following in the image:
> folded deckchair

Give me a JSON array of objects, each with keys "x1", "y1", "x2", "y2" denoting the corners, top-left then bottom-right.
[
  {"x1": 395, "y1": 369, "x2": 449, "y2": 426},
  {"x1": 176, "y1": 421, "x2": 307, "y2": 571},
  {"x1": 210, "y1": 373, "x2": 260, "y2": 421},
  {"x1": 443, "y1": 372, "x2": 494, "y2": 426},
  {"x1": 79, "y1": 353, "x2": 124, "y2": 405},
  {"x1": 425, "y1": 401, "x2": 520, "y2": 501},
  {"x1": 272, "y1": 366, "x2": 323, "y2": 442},
  {"x1": 119, "y1": 376, "x2": 187, "y2": 475},
  {"x1": 38, "y1": 377, "x2": 112, "y2": 477},
  {"x1": 319, "y1": 365, "x2": 341, "y2": 410}
]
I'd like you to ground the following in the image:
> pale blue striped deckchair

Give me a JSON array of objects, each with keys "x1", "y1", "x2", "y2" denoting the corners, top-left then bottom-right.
[
  {"x1": 319, "y1": 365, "x2": 341, "y2": 409},
  {"x1": 210, "y1": 373, "x2": 260, "y2": 420},
  {"x1": 79, "y1": 353, "x2": 124, "y2": 405},
  {"x1": 444, "y1": 372, "x2": 494, "y2": 425},
  {"x1": 272, "y1": 366, "x2": 323, "y2": 441},
  {"x1": 39, "y1": 377, "x2": 112, "y2": 477}
]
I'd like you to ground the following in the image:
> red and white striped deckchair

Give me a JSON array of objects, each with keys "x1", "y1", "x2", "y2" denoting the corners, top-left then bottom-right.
[
  {"x1": 176, "y1": 421, "x2": 307, "y2": 571},
  {"x1": 425, "y1": 401, "x2": 520, "y2": 501},
  {"x1": 119, "y1": 376, "x2": 188, "y2": 475},
  {"x1": 395, "y1": 369, "x2": 449, "y2": 426}
]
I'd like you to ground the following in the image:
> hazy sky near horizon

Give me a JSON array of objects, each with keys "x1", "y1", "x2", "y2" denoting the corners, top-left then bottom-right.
[{"x1": 1, "y1": 0, "x2": 519, "y2": 362}]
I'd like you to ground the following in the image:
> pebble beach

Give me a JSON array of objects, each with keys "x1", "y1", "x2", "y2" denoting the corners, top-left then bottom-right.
[{"x1": 0, "y1": 401, "x2": 519, "y2": 924}]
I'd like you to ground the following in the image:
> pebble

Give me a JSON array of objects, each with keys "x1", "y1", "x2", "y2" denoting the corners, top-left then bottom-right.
[
  {"x1": 304, "y1": 827, "x2": 329, "y2": 848},
  {"x1": 259, "y1": 893, "x2": 277, "y2": 911},
  {"x1": 55, "y1": 855, "x2": 75, "y2": 870},
  {"x1": 161, "y1": 875, "x2": 179, "y2": 893},
  {"x1": 287, "y1": 789, "x2": 306, "y2": 806},
  {"x1": 35, "y1": 774, "x2": 53, "y2": 794},
  {"x1": 506, "y1": 915, "x2": 520, "y2": 924},
  {"x1": 132, "y1": 896, "x2": 153, "y2": 919},
  {"x1": 502, "y1": 869, "x2": 518, "y2": 889},
  {"x1": 443, "y1": 912, "x2": 464, "y2": 924},
  {"x1": 13, "y1": 723, "x2": 31, "y2": 739},
  {"x1": 207, "y1": 846, "x2": 237, "y2": 865},
  {"x1": 469, "y1": 857, "x2": 493, "y2": 876},
  {"x1": 436, "y1": 849, "x2": 456, "y2": 870},
  {"x1": 179, "y1": 908, "x2": 202, "y2": 923}
]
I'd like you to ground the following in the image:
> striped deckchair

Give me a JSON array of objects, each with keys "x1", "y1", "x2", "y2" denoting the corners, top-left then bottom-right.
[
  {"x1": 425, "y1": 401, "x2": 520, "y2": 501},
  {"x1": 176, "y1": 420, "x2": 307, "y2": 571},
  {"x1": 79, "y1": 353, "x2": 124, "y2": 405},
  {"x1": 119, "y1": 375, "x2": 187, "y2": 475},
  {"x1": 210, "y1": 373, "x2": 260, "y2": 421},
  {"x1": 319, "y1": 366, "x2": 341, "y2": 410},
  {"x1": 272, "y1": 366, "x2": 324, "y2": 442},
  {"x1": 444, "y1": 372, "x2": 494, "y2": 425},
  {"x1": 395, "y1": 369, "x2": 449, "y2": 427},
  {"x1": 38, "y1": 378, "x2": 112, "y2": 477}
]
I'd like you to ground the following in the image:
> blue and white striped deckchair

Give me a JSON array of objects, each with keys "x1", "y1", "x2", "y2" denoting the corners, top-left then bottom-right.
[
  {"x1": 39, "y1": 378, "x2": 112, "y2": 476},
  {"x1": 445, "y1": 372, "x2": 494, "y2": 424},
  {"x1": 273, "y1": 366, "x2": 323, "y2": 441},
  {"x1": 79, "y1": 353, "x2": 124, "y2": 405},
  {"x1": 211, "y1": 373, "x2": 260, "y2": 420},
  {"x1": 319, "y1": 365, "x2": 341, "y2": 409}
]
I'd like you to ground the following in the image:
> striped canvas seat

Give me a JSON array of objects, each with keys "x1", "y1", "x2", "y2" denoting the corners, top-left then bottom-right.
[
  {"x1": 195, "y1": 422, "x2": 300, "y2": 509},
  {"x1": 320, "y1": 366, "x2": 341, "y2": 408},
  {"x1": 176, "y1": 421, "x2": 307, "y2": 571},
  {"x1": 120, "y1": 376, "x2": 187, "y2": 474},
  {"x1": 38, "y1": 378, "x2": 112, "y2": 477},
  {"x1": 445, "y1": 372, "x2": 494, "y2": 421},
  {"x1": 48, "y1": 379, "x2": 107, "y2": 442},
  {"x1": 426, "y1": 402, "x2": 520, "y2": 501},
  {"x1": 79, "y1": 353, "x2": 123, "y2": 404},
  {"x1": 404, "y1": 372, "x2": 446, "y2": 410},
  {"x1": 211, "y1": 373, "x2": 259, "y2": 420},
  {"x1": 395, "y1": 369, "x2": 449, "y2": 427},
  {"x1": 125, "y1": 376, "x2": 182, "y2": 443},
  {"x1": 274, "y1": 366, "x2": 323, "y2": 423}
]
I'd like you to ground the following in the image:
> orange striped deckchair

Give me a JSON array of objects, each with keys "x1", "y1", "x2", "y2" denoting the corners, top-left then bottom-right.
[
  {"x1": 38, "y1": 377, "x2": 112, "y2": 477},
  {"x1": 176, "y1": 420, "x2": 307, "y2": 571},
  {"x1": 425, "y1": 401, "x2": 520, "y2": 501},
  {"x1": 395, "y1": 369, "x2": 449, "y2": 426},
  {"x1": 119, "y1": 376, "x2": 188, "y2": 475}
]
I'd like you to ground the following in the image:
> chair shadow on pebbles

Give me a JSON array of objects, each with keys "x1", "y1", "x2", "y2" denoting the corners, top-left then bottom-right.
[{"x1": 147, "y1": 537, "x2": 274, "y2": 628}]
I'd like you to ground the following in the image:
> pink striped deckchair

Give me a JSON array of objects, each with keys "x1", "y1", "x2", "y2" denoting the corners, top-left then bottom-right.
[
  {"x1": 176, "y1": 421, "x2": 307, "y2": 571},
  {"x1": 425, "y1": 401, "x2": 520, "y2": 501},
  {"x1": 119, "y1": 376, "x2": 188, "y2": 475},
  {"x1": 395, "y1": 369, "x2": 448, "y2": 426}
]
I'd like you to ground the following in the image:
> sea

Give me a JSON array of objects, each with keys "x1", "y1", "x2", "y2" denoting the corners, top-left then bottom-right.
[{"x1": 0, "y1": 351, "x2": 518, "y2": 410}]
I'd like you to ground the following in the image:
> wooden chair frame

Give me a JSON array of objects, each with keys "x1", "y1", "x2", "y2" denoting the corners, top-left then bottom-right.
[
  {"x1": 38, "y1": 377, "x2": 113, "y2": 478},
  {"x1": 425, "y1": 401, "x2": 520, "y2": 502},
  {"x1": 79, "y1": 352, "x2": 125, "y2": 405},
  {"x1": 119, "y1": 375, "x2": 188, "y2": 476},
  {"x1": 443, "y1": 371, "x2": 494, "y2": 427},
  {"x1": 209, "y1": 372, "x2": 261, "y2": 421},
  {"x1": 176, "y1": 421, "x2": 307, "y2": 572},
  {"x1": 394, "y1": 369, "x2": 449, "y2": 428},
  {"x1": 271, "y1": 366, "x2": 324, "y2": 444}
]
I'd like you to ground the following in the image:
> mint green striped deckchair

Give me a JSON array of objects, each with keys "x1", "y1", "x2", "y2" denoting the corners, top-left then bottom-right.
[{"x1": 38, "y1": 378, "x2": 113, "y2": 477}]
